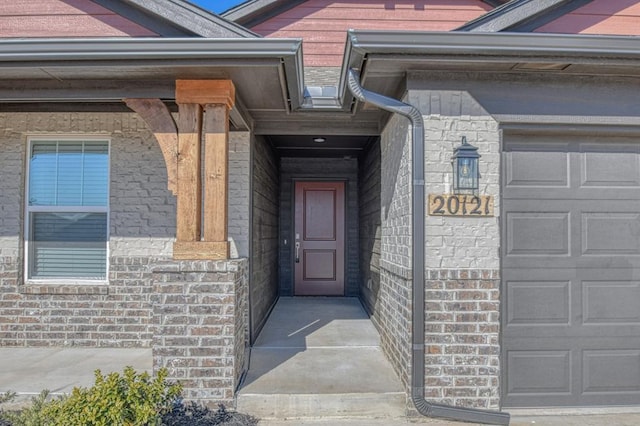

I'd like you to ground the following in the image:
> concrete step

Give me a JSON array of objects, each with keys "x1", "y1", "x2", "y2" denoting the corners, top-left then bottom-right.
[
  {"x1": 238, "y1": 298, "x2": 408, "y2": 420},
  {"x1": 236, "y1": 391, "x2": 407, "y2": 419}
]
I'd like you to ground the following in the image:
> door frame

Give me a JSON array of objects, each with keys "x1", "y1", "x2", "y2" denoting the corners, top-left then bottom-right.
[{"x1": 291, "y1": 178, "x2": 348, "y2": 296}]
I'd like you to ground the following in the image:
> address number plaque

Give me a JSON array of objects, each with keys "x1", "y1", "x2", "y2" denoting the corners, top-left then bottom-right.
[{"x1": 428, "y1": 194, "x2": 494, "y2": 217}]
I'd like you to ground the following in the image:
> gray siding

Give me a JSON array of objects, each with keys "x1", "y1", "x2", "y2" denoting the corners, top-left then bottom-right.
[
  {"x1": 250, "y1": 135, "x2": 280, "y2": 340},
  {"x1": 278, "y1": 158, "x2": 359, "y2": 297},
  {"x1": 358, "y1": 140, "x2": 381, "y2": 317}
]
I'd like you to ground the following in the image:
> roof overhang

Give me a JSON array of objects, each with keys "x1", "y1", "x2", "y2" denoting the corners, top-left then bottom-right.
[
  {"x1": 0, "y1": 37, "x2": 303, "y2": 130},
  {"x1": 343, "y1": 30, "x2": 640, "y2": 110},
  {"x1": 2, "y1": 31, "x2": 640, "y2": 148}
]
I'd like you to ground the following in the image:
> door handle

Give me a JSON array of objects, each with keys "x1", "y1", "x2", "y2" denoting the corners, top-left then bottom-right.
[{"x1": 295, "y1": 242, "x2": 300, "y2": 263}]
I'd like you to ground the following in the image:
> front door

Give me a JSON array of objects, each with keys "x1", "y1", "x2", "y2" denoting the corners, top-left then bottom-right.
[{"x1": 294, "y1": 181, "x2": 345, "y2": 296}]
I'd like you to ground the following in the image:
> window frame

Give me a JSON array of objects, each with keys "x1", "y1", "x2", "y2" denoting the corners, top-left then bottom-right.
[{"x1": 24, "y1": 136, "x2": 111, "y2": 285}]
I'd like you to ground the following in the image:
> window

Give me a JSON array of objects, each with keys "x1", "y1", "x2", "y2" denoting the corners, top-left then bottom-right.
[{"x1": 26, "y1": 139, "x2": 109, "y2": 281}]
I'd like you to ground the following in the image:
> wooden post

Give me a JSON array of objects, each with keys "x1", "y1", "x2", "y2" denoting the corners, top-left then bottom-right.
[
  {"x1": 202, "y1": 104, "x2": 230, "y2": 257},
  {"x1": 173, "y1": 80, "x2": 235, "y2": 260},
  {"x1": 175, "y1": 103, "x2": 203, "y2": 244}
]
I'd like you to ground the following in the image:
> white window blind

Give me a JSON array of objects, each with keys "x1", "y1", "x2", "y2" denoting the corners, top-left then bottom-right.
[{"x1": 27, "y1": 140, "x2": 109, "y2": 280}]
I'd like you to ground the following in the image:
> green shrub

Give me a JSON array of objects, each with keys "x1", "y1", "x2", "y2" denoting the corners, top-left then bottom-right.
[
  {"x1": 47, "y1": 367, "x2": 182, "y2": 426},
  {"x1": 2, "y1": 367, "x2": 181, "y2": 426},
  {"x1": 0, "y1": 392, "x2": 16, "y2": 405},
  {"x1": 1, "y1": 390, "x2": 56, "y2": 426}
]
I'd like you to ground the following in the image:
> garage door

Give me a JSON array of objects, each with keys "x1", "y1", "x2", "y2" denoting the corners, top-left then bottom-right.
[{"x1": 502, "y1": 134, "x2": 640, "y2": 407}]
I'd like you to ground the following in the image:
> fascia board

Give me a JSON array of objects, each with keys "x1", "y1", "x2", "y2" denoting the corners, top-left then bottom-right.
[
  {"x1": 0, "y1": 38, "x2": 302, "y2": 62},
  {"x1": 334, "y1": 32, "x2": 368, "y2": 113},
  {"x1": 345, "y1": 30, "x2": 640, "y2": 61}
]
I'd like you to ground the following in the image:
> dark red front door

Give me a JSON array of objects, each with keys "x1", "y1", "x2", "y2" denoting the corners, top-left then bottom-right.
[{"x1": 294, "y1": 181, "x2": 345, "y2": 296}]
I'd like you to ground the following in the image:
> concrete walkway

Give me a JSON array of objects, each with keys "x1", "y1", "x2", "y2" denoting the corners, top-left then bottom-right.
[
  {"x1": 0, "y1": 347, "x2": 151, "y2": 406},
  {"x1": 236, "y1": 297, "x2": 406, "y2": 419}
]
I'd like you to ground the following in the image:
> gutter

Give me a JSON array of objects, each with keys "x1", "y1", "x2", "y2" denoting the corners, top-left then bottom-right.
[
  {"x1": 347, "y1": 69, "x2": 510, "y2": 426},
  {"x1": 344, "y1": 30, "x2": 640, "y2": 60},
  {"x1": 0, "y1": 37, "x2": 301, "y2": 61}
]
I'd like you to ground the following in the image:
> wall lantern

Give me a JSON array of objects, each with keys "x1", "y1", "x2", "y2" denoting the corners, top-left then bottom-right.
[{"x1": 452, "y1": 136, "x2": 480, "y2": 193}]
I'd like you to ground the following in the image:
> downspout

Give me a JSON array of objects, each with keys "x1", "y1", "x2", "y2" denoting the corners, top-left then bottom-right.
[{"x1": 347, "y1": 69, "x2": 510, "y2": 426}]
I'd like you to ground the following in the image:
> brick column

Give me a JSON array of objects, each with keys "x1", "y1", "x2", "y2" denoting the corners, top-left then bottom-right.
[{"x1": 152, "y1": 259, "x2": 248, "y2": 406}]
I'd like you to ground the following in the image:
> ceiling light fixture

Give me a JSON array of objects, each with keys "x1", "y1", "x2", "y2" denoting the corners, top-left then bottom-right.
[{"x1": 313, "y1": 137, "x2": 326, "y2": 143}]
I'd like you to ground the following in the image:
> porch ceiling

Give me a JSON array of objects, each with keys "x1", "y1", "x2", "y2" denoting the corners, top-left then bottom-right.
[{"x1": 266, "y1": 134, "x2": 377, "y2": 158}]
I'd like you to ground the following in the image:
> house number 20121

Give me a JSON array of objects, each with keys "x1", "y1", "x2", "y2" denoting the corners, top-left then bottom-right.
[{"x1": 428, "y1": 194, "x2": 494, "y2": 217}]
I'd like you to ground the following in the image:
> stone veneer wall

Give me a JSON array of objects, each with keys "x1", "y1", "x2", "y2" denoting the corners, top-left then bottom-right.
[
  {"x1": 409, "y1": 89, "x2": 502, "y2": 409},
  {"x1": 152, "y1": 259, "x2": 249, "y2": 405}
]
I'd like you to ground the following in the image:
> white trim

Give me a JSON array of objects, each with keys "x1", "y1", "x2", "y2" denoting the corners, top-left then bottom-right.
[{"x1": 24, "y1": 136, "x2": 111, "y2": 283}]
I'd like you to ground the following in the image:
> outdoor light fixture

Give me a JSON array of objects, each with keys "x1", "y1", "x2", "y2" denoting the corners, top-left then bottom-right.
[
  {"x1": 452, "y1": 136, "x2": 480, "y2": 193},
  {"x1": 313, "y1": 137, "x2": 326, "y2": 143}
]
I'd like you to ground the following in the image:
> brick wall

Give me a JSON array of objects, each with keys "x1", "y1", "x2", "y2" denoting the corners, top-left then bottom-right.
[
  {"x1": 374, "y1": 90, "x2": 502, "y2": 409},
  {"x1": 424, "y1": 269, "x2": 500, "y2": 409},
  {"x1": 0, "y1": 255, "x2": 158, "y2": 347},
  {"x1": 407, "y1": 89, "x2": 502, "y2": 409},
  {"x1": 0, "y1": 112, "x2": 170, "y2": 347},
  {"x1": 358, "y1": 140, "x2": 381, "y2": 318},
  {"x1": 377, "y1": 112, "x2": 413, "y2": 390},
  {"x1": 0, "y1": 113, "x2": 251, "y2": 349},
  {"x1": 250, "y1": 135, "x2": 279, "y2": 340},
  {"x1": 0, "y1": 114, "x2": 21, "y2": 260},
  {"x1": 152, "y1": 259, "x2": 249, "y2": 405},
  {"x1": 278, "y1": 158, "x2": 359, "y2": 297},
  {"x1": 229, "y1": 132, "x2": 251, "y2": 258}
]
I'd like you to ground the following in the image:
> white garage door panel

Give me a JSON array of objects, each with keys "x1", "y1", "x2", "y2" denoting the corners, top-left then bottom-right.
[{"x1": 502, "y1": 136, "x2": 640, "y2": 407}]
